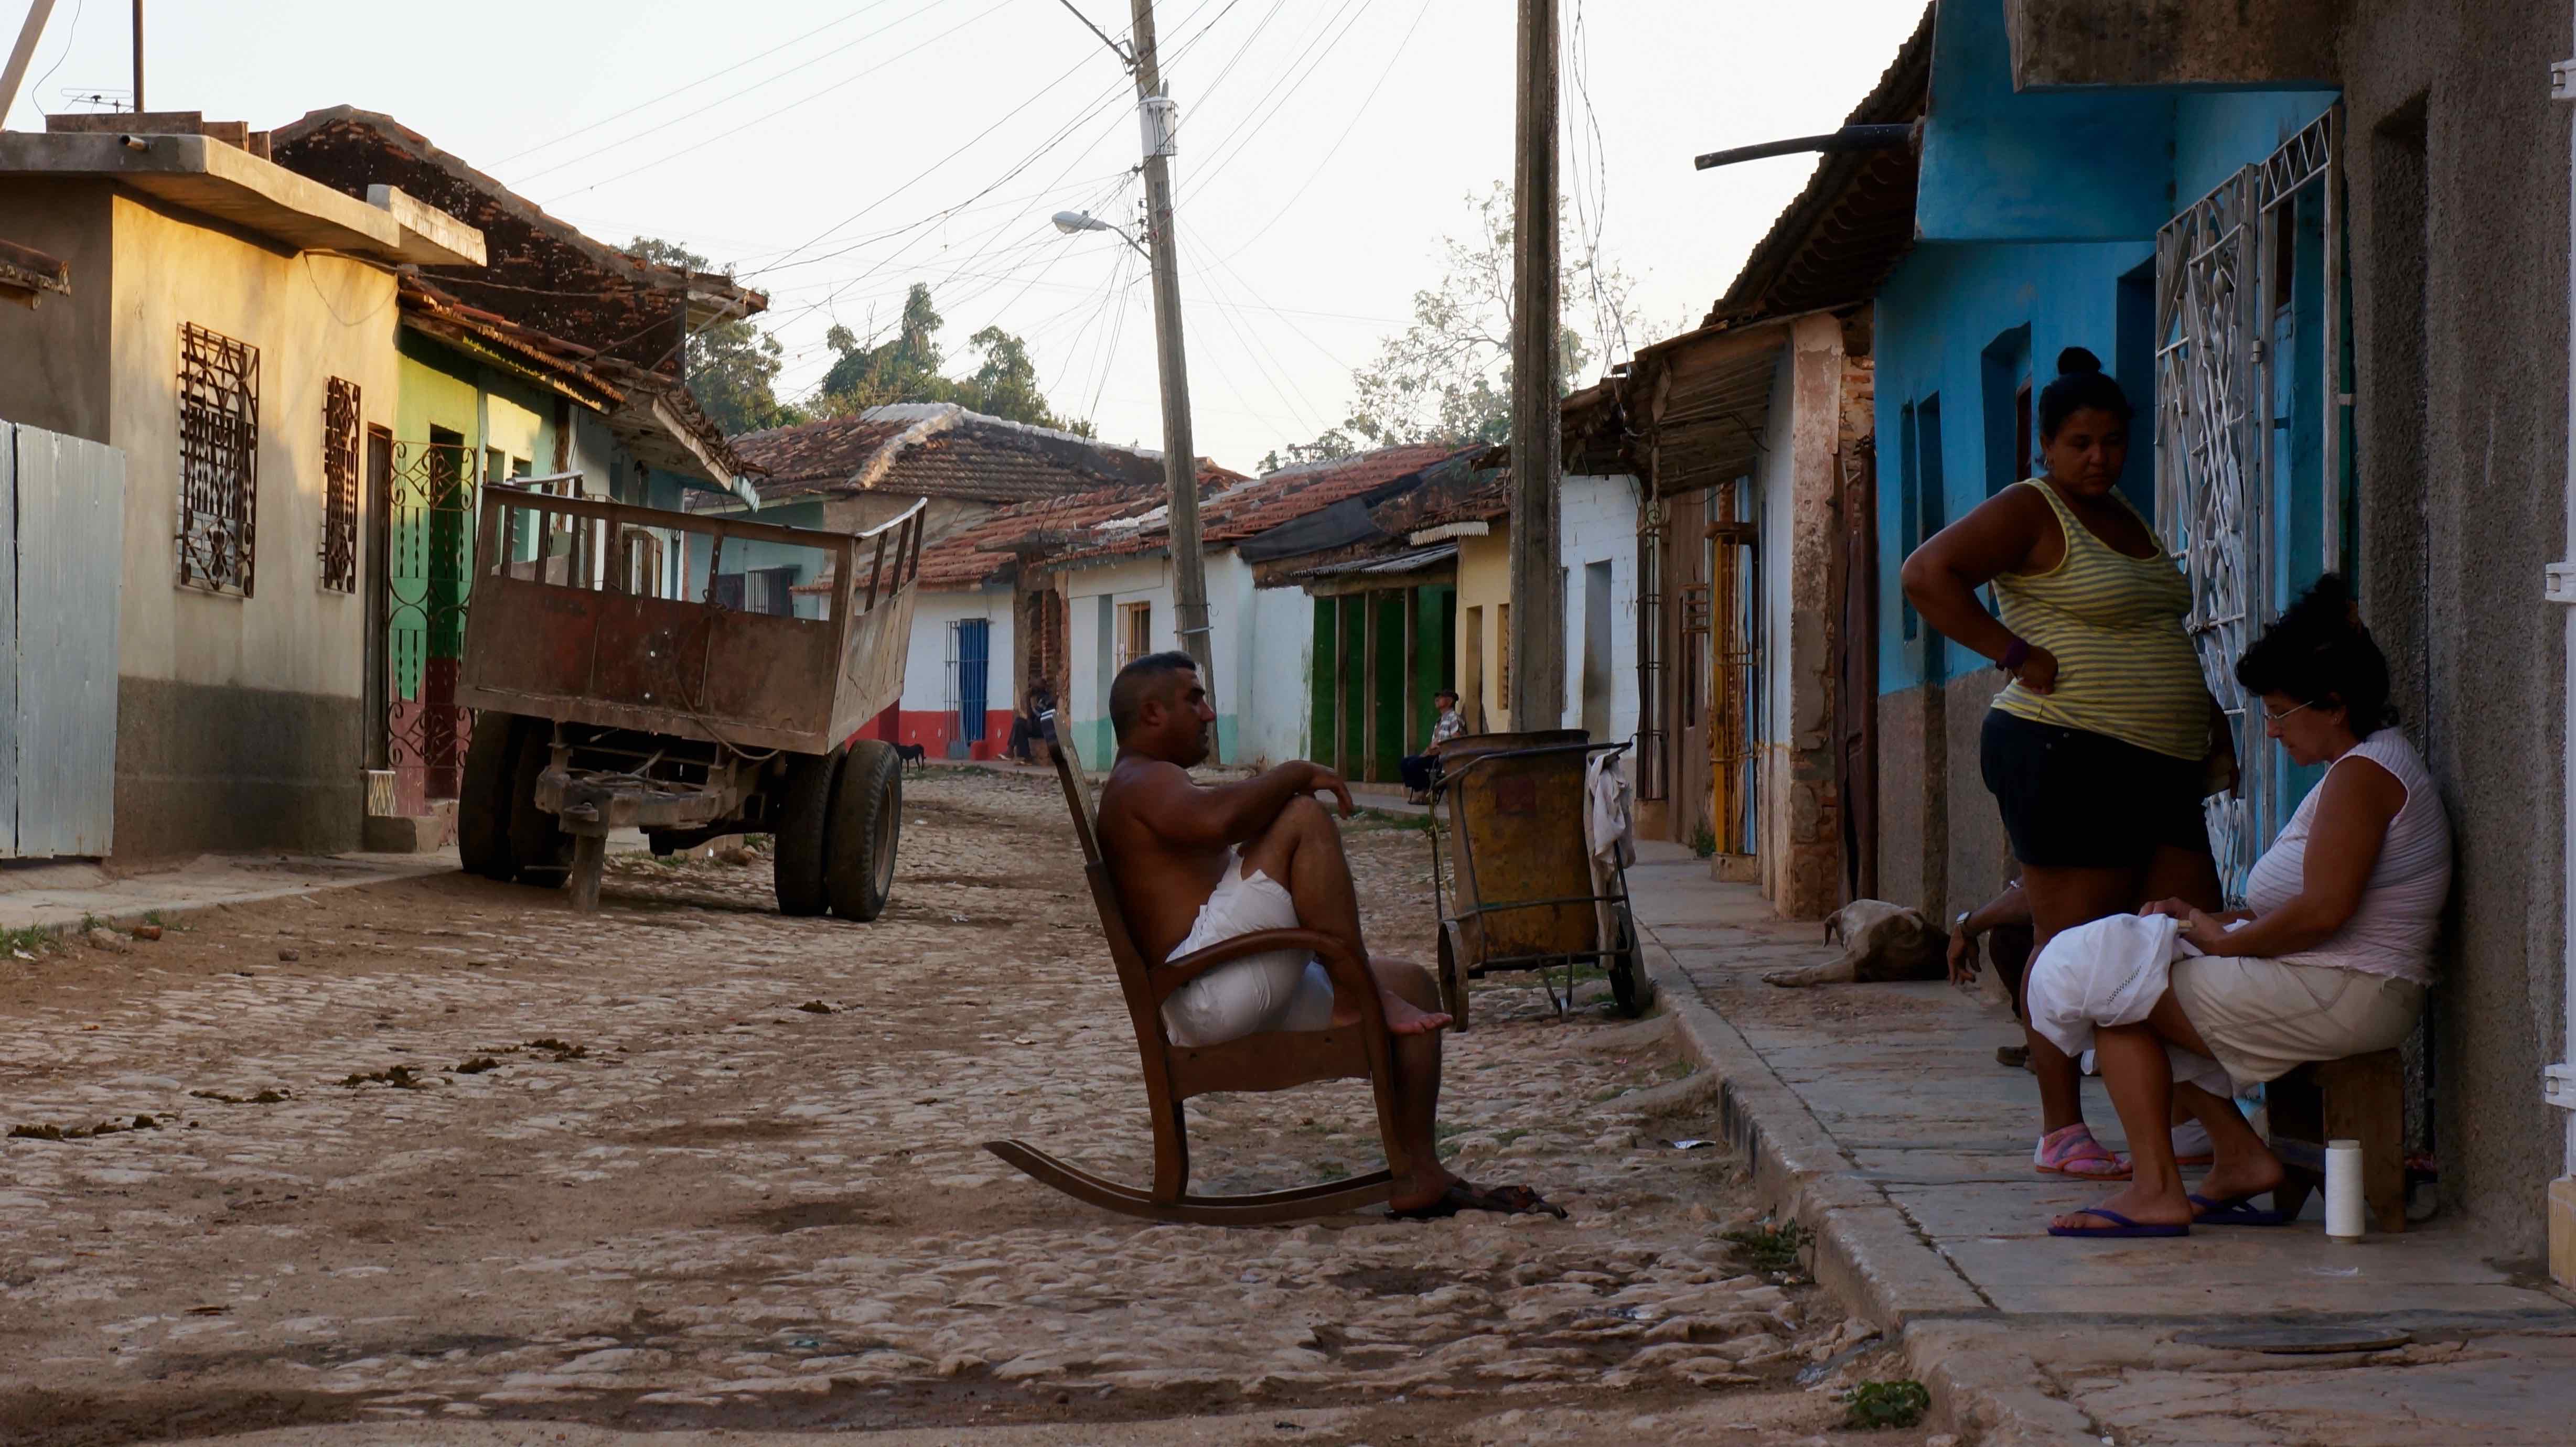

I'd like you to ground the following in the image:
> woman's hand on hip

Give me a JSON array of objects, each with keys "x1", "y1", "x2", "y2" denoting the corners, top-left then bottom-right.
[{"x1": 2011, "y1": 645, "x2": 2059, "y2": 695}]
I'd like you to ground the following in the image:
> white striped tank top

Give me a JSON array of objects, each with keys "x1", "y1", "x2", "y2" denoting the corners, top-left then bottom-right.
[
  {"x1": 2244, "y1": 730, "x2": 2453, "y2": 984},
  {"x1": 1990, "y1": 479, "x2": 2212, "y2": 760}
]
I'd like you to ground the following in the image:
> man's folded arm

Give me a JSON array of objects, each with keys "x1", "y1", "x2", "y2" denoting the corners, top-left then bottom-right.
[{"x1": 1122, "y1": 760, "x2": 1343, "y2": 850}]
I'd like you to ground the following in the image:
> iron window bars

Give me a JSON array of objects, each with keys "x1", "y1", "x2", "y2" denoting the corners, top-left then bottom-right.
[
  {"x1": 177, "y1": 322, "x2": 259, "y2": 595},
  {"x1": 321, "y1": 376, "x2": 360, "y2": 592}
]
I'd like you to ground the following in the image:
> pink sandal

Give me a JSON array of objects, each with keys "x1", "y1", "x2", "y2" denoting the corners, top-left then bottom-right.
[{"x1": 2035, "y1": 1122, "x2": 2131, "y2": 1180}]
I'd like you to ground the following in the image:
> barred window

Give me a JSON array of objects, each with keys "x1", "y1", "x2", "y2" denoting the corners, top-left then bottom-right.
[
  {"x1": 177, "y1": 322, "x2": 260, "y2": 595},
  {"x1": 320, "y1": 376, "x2": 360, "y2": 592}
]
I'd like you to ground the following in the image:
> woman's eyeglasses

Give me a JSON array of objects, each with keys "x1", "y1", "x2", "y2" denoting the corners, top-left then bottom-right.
[{"x1": 2262, "y1": 700, "x2": 2315, "y2": 727}]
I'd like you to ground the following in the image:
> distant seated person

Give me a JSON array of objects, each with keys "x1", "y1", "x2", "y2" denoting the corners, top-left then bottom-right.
[
  {"x1": 1094, "y1": 652, "x2": 1564, "y2": 1221},
  {"x1": 1399, "y1": 688, "x2": 1468, "y2": 804},
  {"x1": 1007, "y1": 683, "x2": 1058, "y2": 763},
  {"x1": 2027, "y1": 576, "x2": 2450, "y2": 1237}
]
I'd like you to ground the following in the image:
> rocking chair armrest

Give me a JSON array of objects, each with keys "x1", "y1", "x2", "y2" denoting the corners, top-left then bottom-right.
[
  {"x1": 1150, "y1": 931, "x2": 1383, "y2": 1034},
  {"x1": 1150, "y1": 928, "x2": 1344, "y2": 1001}
]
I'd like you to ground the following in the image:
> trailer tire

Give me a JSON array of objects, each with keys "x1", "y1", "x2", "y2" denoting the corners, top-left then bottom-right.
[
  {"x1": 459, "y1": 712, "x2": 519, "y2": 882},
  {"x1": 772, "y1": 747, "x2": 841, "y2": 917},
  {"x1": 507, "y1": 724, "x2": 574, "y2": 888},
  {"x1": 827, "y1": 740, "x2": 903, "y2": 922}
]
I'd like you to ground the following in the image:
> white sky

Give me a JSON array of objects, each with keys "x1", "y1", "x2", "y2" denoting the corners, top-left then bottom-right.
[{"x1": 5, "y1": 0, "x2": 1927, "y2": 470}]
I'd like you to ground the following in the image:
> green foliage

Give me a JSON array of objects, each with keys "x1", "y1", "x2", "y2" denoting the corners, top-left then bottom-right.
[
  {"x1": 1721, "y1": 1218, "x2": 1810, "y2": 1272},
  {"x1": 625, "y1": 237, "x2": 802, "y2": 437},
  {"x1": 1689, "y1": 826, "x2": 1717, "y2": 859},
  {"x1": 812, "y1": 283, "x2": 1090, "y2": 435},
  {"x1": 1841, "y1": 1379, "x2": 1931, "y2": 1431},
  {"x1": 1260, "y1": 181, "x2": 1638, "y2": 471}
]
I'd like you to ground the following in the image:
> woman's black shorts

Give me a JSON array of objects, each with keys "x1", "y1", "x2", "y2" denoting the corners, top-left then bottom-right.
[{"x1": 1979, "y1": 709, "x2": 2210, "y2": 869}]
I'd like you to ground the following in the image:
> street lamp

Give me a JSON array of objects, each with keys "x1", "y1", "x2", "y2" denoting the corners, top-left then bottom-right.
[{"x1": 1052, "y1": 210, "x2": 1146, "y2": 256}]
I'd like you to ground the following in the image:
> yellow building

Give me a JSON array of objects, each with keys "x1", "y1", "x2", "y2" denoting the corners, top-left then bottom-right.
[{"x1": 0, "y1": 124, "x2": 480, "y2": 855}]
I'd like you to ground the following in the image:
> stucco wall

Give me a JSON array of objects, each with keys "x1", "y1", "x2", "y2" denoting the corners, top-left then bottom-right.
[
  {"x1": 2333, "y1": 0, "x2": 2570, "y2": 1259},
  {"x1": 103, "y1": 192, "x2": 402, "y2": 855},
  {"x1": 1453, "y1": 531, "x2": 1512, "y2": 734},
  {"x1": 897, "y1": 586, "x2": 1016, "y2": 759},
  {"x1": 1239, "y1": 583, "x2": 1314, "y2": 769},
  {"x1": 1559, "y1": 475, "x2": 1641, "y2": 749},
  {"x1": 0, "y1": 179, "x2": 113, "y2": 443}
]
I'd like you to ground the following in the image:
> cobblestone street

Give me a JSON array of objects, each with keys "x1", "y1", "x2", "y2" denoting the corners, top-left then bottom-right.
[{"x1": 2, "y1": 770, "x2": 1923, "y2": 1445}]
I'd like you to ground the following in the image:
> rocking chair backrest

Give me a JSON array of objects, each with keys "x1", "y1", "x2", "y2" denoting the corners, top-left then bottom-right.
[{"x1": 1050, "y1": 736, "x2": 1169, "y2": 1049}]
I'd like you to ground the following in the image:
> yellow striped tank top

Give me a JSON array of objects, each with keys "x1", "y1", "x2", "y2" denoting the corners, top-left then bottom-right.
[{"x1": 1991, "y1": 478, "x2": 2210, "y2": 761}]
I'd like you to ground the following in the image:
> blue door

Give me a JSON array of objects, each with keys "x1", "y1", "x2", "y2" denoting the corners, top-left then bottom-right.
[{"x1": 957, "y1": 619, "x2": 989, "y2": 744}]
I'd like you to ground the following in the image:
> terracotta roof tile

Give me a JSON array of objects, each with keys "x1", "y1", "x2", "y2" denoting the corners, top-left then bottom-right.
[
  {"x1": 727, "y1": 404, "x2": 1169, "y2": 506},
  {"x1": 914, "y1": 483, "x2": 1164, "y2": 590},
  {"x1": 1060, "y1": 442, "x2": 1471, "y2": 565}
]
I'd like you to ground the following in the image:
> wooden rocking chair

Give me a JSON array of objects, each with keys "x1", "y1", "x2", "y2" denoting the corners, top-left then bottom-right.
[{"x1": 982, "y1": 736, "x2": 1415, "y2": 1225}]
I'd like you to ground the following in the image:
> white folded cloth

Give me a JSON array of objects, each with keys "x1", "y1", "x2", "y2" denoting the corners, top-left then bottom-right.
[{"x1": 2025, "y1": 912, "x2": 2232, "y2": 1096}]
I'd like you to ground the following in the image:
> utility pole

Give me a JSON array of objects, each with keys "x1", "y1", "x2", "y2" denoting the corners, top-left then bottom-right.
[
  {"x1": 1124, "y1": 0, "x2": 1215, "y2": 707},
  {"x1": 131, "y1": 0, "x2": 142, "y2": 112},
  {"x1": 0, "y1": 0, "x2": 62, "y2": 123},
  {"x1": 1509, "y1": 0, "x2": 1564, "y2": 729}
]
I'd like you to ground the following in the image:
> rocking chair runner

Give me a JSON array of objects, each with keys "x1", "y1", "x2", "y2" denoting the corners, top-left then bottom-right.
[{"x1": 981, "y1": 737, "x2": 1418, "y2": 1225}]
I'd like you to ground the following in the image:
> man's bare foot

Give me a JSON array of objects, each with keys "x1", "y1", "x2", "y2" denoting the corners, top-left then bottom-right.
[
  {"x1": 1328, "y1": 992, "x2": 1452, "y2": 1035},
  {"x1": 2047, "y1": 1182, "x2": 2194, "y2": 1233}
]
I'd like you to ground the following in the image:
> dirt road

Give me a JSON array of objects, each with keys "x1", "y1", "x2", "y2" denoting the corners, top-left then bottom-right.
[{"x1": 1, "y1": 769, "x2": 1925, "y2": 1446}]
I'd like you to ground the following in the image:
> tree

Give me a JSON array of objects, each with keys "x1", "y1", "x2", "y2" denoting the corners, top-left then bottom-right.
[
  {"x1": 1259, "y1": 183, "x2": 1637, "y2": 472},
  {"x1": 811, "y1": 283, "x2": 1091, "y2": 436},
  {"x1": 625, "y1": 237, "x2": 800, "y2": 436}
]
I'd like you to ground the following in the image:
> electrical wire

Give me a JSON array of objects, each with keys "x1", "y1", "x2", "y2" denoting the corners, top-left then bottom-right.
[
  {"x1": 23, "y1": 0, "x2": 83, "y2": 116},
  {"x1": 1177, "y1": 0, "x2": 1373, "y2": 205},
  {"x1": 493, "y1": 0, "x2": 916, "y2": 167}
]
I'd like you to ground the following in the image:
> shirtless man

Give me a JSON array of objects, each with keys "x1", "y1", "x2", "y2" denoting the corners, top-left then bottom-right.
[{"x1": 1094, "y1": 652, "x2": 1563, "y2": 1220}]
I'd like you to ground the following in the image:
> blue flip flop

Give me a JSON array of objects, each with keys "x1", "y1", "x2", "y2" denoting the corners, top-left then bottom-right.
[
  {"x1": 2048, "y1": 1207, "x2": 2190, "y2": 1238},
  {"x1": 2189, "y1": 1193, "x2": 2289, "y2": 1227}
]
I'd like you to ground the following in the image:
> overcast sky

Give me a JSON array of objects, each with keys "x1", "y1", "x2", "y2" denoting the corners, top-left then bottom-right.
[{"x1": 6, "y1": 0, "x2": 1927, "y2": 470}]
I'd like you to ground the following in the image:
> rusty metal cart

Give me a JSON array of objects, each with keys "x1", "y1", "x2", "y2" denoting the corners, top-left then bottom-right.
[
  {"x1": 1426, "y1": 730, "x2": 1648, "y2": 1030},
  {"x1": 452, "y1": 483, "x2": 924, "y2": 917}
]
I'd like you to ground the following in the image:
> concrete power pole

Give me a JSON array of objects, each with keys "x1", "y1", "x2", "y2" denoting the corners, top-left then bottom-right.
[
  {"x1": 1, "y1": 0, "x2": 62, "y2": 122},
  {"x1": 1509, "y1": 0, "x2": 1565, "y2": 729},
  {"x1": 1126, "y1": 0, "x2": 1214, "y2": 699}
]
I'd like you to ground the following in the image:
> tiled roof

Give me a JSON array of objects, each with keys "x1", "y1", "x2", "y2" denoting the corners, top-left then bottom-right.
[
  {"x1": 1060, "y1": 442, "x2": 1471, "y2": 566},
  {"x1": 1372, "y1": 465, "x2": 1511, "y2": 536},
  {"x1": 914, "y1": 483, "x2": 1164, "y2": 591},
  {"x1": 726, "y1": 404, "x2": 1167, "y2": 506}
]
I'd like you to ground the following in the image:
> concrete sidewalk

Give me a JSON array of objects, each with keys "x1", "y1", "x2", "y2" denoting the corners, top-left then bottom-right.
[
  {"x1": 0, "y1": 850, "x2": 459, "y2": 934},
  {"x1": 1626, "y1": 841, "x2": 2576, "y2": 1445}
]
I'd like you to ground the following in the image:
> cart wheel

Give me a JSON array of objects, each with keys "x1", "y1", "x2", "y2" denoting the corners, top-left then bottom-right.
[
  {"x1": 458, "y1": 712, "x2": 519, "y2": 882},
  {"x1": 826, "y1": 739, "x2": 903, "y2": 922},
  {"x1": 507, "y1": 723, "x2": 573, "y2": 887},
  {"x1": 1608, "y1": 903, "x2": 1654, "y2": 1018},
  {"x1": 772, "y1": 747, "x2": 842, "y2": 917},
  {"x1": 1436, "y1": 922, "x2": 1470, "y2": 1034}
]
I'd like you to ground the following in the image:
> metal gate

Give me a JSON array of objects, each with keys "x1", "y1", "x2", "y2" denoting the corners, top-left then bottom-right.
[
  {"x1": 953, "y1": 617, "x2": 990, "y2": 746},
  {"x1": 1, "y1": 422, "x2": 125, "y2": 858},
  {"x1": 381, "y1": 440, "x2": 478, "y2": 811},
  {"x1": 2154, "y1": 106, "x2": 2345, "y2": 899}
]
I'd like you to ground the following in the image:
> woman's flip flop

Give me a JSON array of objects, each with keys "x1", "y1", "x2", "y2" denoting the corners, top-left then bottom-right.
[
  {"x1": 2188, "y1": 1193, "x2": 2289, "y2": 1227},
  {"x1": 2047, "y1": 1207, "x2": 2189, "y2": 1238},
  {"x1": 2034, "y1": 1122, "x2": 2132, "y2": 1180}
]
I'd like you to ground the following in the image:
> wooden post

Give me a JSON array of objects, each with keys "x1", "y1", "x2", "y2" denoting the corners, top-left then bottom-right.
[{"x1": 1508, "y1": 0, "x2": 1564, "y2": 730}]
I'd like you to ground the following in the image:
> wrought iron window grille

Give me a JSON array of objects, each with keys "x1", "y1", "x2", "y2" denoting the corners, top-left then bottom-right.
[
  {"x1": 177, "y1": 322, "x2": 259, "y2": 595},
  {"x1": 320, "y1": 377, "x2": 361, "y2": 592}
]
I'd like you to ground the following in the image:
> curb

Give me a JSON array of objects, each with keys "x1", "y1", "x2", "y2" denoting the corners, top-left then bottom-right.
[
  {"x1": 1, "y1": 859, "x2": 455, "y2": 938},
  {"x1": 1641, "y1": 940, "x2": 2102, "y2": 1446}
]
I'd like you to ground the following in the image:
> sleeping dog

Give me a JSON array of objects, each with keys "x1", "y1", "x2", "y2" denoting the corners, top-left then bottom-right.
[{"x1": 1761, "y1": 899, "x2": 1948, "y2": 988}]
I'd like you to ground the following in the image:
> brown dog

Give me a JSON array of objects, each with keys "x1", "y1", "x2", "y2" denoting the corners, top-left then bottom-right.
[{"x1": 1761, "y1": 899, "x2": 1948, "y2": 987}]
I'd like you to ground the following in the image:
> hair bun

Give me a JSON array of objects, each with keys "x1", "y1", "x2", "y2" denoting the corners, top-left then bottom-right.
[{"x1": 2057, "y1": 347, "x2": 2103, "y2": 376}]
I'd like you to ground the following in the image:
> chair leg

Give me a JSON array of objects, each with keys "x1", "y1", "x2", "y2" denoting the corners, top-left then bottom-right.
[
  {"x1": 2320, "y1": 1049, "x2": 2407, "y2": 1235},
  {"x1": 2268, "y1": 1065, "x2": 2325, "y2": 1223},
  {"x1": 1151, "y1": 1097, "x2": 1190, "y2": 1206}
]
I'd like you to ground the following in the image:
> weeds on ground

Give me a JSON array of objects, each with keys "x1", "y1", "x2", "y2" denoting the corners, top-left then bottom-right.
[
  {"x1": 1690, "y1": 826, "x2": 1717, "y2": 859},
  {"x1": 1840, "y1": 1379, "x2": 1930, "y2": 1430},
  {"x1": 2, "y1": 924, "x2": 62, "y2": 959},
  {"x1": 1721, "y1": 1218, "x2": 1811, "y2": 1272},
  {"x1": 1348, "y1": 808, "x2": 1433, "y2": 834}
]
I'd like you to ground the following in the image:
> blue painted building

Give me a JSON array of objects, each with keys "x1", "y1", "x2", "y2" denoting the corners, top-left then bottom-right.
[{"x1": 1872, "y1": 0, "x2": 2344, "y2": 919}]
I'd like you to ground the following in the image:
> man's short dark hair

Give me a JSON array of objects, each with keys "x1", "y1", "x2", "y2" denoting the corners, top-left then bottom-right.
[
  {"x1": 1110, "y1": 651, "x2": 1200, "y2": 740},
  {"x1": 1434, "y1": 688, "x2": 1459, "y2": 704}
]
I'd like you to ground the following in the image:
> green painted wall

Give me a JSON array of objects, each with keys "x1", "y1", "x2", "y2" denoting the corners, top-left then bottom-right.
[
  {"x1": 1309, "y1": 597, "x2": 1337, "y2": 772},
  {"x1": 1370, "y1": 592, "x2": 1405, "y2": 783}
]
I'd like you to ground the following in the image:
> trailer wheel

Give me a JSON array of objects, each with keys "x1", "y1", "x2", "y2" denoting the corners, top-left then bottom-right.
[
  {"x1": 772, "y1": 747, "x2": 841, "y2": 917},
  {"x1": 507, "y1": 724, "x2": 574, "y2": 887},
  {"x1": 825, "y1": 740, "x2": 902, "y2": 922},
  {"x1": 458, "y1": 712, "x2": 519, "y2": 882}
]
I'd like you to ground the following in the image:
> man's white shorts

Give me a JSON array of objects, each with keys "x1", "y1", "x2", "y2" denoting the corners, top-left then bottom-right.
[{"x1": 1159, "y1": 847, "x2": 1337, "y2": 1047}]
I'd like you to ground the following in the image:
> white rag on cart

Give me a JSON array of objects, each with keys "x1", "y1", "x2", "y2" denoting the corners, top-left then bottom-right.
[
  {"x1": 1584, "y1": 751, "x2": 1636, "y2": 949},
  {"x1": 2024, "y1": 912, "x2": 2234, "y2": 1096}
]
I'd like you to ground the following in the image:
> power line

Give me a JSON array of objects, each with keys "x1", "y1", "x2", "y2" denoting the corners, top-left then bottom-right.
[
  {"x1": 495, "y1": 0, "x2": 915, "y2": 168},
  {"x1": 1178, "y1": 0, "x2": 1373, "y2": 204}
]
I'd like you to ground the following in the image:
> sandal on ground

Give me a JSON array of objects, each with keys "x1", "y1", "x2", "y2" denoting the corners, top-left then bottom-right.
[
  {"x1": 2188, "y1": 1192, "x2": 2289, "y2": 1227},
  {"x1": 2047, "y1": 1207, "x2": 2189, "y2": 1239},
  {"x1": 1389, "y1": 1180, "x2": 1569, "y2": 1222},
  {"x1": 2034, "y1": 1122, "x2": 2131, "y2": 1180}
]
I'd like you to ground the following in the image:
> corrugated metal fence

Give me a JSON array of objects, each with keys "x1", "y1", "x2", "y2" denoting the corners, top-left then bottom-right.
[{"x1": 1, "y1": 419, "x2": 125, "y2": 859}]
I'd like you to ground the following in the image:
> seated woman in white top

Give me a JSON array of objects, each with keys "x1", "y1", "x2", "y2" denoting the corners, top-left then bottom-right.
[{"x1": 2044, "y1": 574, "x2": 2452, "y2": 1237}]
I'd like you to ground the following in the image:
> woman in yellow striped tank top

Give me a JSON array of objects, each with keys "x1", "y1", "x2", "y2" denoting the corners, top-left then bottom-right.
[{"x1": 1902, "y1": 348, "x2": 2231, "y2": 1182}]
